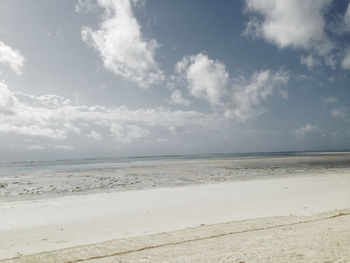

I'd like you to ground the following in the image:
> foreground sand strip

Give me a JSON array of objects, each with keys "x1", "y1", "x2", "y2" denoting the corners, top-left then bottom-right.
[
  {"x1": 2, "y1": 209, "x2": 349, "y2": 263},
  {"x1": 2, "y1": 174, "x2": 350, "y2": 260}
]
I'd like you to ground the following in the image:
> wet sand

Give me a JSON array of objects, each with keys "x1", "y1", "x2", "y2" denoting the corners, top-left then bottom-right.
[{"x1": 1, "y1": 153, "x2": 350, "y2": 201}]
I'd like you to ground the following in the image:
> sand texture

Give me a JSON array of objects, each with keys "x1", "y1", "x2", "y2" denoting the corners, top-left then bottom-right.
[
  {"x1": 1, "y1": 154, "x2": 350, "y2": 201},
  {"x1": 2, "y1": 210, "x2": 350, "y2": 263},
  {"x1": 1, "y1": 172, "x2": 350, "y2": 261},
  {"x1": 1, "y1": 154, "x2": 350, "y2": 262}
]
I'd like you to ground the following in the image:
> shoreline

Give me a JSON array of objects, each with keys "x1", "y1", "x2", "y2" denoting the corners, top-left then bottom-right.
[
  {"x1": 1, "y1": 172, "x2": 350, "y2": 260},
  {"x1": 2, "y1": 153, "x2": 350, "y2": 202}
]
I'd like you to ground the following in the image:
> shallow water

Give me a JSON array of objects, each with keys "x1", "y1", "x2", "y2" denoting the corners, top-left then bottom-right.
[
  {"x1": 0, "y1": 152, "x2": 350, "y2": 201},
  {"x1": 0, "y1": 151, "x2": 348, "y2": 177}
]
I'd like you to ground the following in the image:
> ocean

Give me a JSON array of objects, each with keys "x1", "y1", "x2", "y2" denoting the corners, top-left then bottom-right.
[{"x1": 0, "y1": 151, "x2": 348, "y2": 177}]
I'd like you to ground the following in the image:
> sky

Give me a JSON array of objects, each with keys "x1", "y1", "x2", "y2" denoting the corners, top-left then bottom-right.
[{"x1": 0, "y1": 0, "x2": 350, "y2": 161}]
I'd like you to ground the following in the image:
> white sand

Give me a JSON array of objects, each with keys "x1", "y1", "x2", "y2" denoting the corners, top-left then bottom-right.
[
  {"x1": 80, "y1": 210, "x2": 350, "y2": 263},
  {"x1": 1, "y1": 172, "x2": 350, "y2": 261},
  {"x1": 3, "y1": 154, "x2": 350, "y2": 201}
]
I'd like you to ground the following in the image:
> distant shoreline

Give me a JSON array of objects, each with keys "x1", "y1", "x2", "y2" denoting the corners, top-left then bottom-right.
[
  {"x1": 1, "y1": 153, "x2": 350, "y2": 202},
  {"x1": 2, "y1": 149, "x2": 350, "y2": 167}
]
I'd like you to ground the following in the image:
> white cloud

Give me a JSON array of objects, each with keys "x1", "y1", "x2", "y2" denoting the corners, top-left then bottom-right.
[
  {"x1": 341, "y1": 49, "x2": 350, "y2": 70},
  {"x1": 226, "y1": 70, "x2": 290, "y2": 121},
  {"x1": 0, "y1": 81, "x2": 215, "y2": 142},
  {"x1": 330, "y1": 108, "x2": 347, "y2": 119},
  {"x1": 81, "y1": 0, "x2": 163, "y2": 88},
  {"x1": 110, "y1": 122, "x2": 149, "y2": 143},
  {"x1": 87, "y1": 131, "x2": 102, "y2": 140},
  {"x1": 175, "y1": 53, "x2": 289, "y2": 121},
  {"x1": 244, "y1": 0, "x2": 332, "y2": 54},
  {"x1": 169, "y1": 89, "x2": 191, "y2": 106},
  {"x1": 322, "y1": 96, "x2": 338, "y2": 104},
  {"x1": 39, "y1": 94, "x2": 71, "y2": 108},
  {"x1": 0, "y1": 82, "x2": 18, "y2": 114},
  {"x1": 0, "y1": 123, "x2": 67, "y2": 140},
  {"x1": 14, "y1": 93, "x2": 72, "y2": 109},
  {"x1": 295, "y1": 124, "x2": 322, "y2": 139},
  {"x1": 176, "y1": 53, "x2": 229, "y2": 106},
  {"x1": 300, "y1": 54, "x2": 321, "y2": 69},
  {"x1": 0, "y1": 41, "x2": 25, "y2": 75}
]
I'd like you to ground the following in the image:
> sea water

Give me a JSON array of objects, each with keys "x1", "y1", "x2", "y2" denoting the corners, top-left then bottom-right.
[{"x1": 0, "y1": 151, "x2": 348, "y2": 177}]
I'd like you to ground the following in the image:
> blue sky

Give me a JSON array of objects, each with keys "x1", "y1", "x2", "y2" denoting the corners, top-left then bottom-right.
[{"x1": 0, "y1": 0, "x2": 349, "y2": 161}]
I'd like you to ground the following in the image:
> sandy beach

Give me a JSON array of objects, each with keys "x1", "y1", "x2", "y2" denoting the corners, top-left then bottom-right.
[
  {"x1": 2, "y1": 153, "x2": 350, "y2": 201},
  {"x1": 1, "y1": 159, "x2": 350, "y2": 262},
  {"x1": 5, "y1": 209, "x2": 349, "y2": 263},
  {"x1": 2, "y1": 0, "x2": 350, "y2": 261}
]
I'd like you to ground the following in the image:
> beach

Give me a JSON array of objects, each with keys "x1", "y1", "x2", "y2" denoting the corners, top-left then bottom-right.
[
  {"x1": 2, "y1": 0, "x2": 350, "y2": 261},
  {"x1": 1, "y1": 154, "x2": 350, "y2": 262},
  {"x1": 6, "y1": 209, "x2": 349, "y2": 263},
  {"x1": 2, "y1": 153, "x2": 350, "y2": 201}
]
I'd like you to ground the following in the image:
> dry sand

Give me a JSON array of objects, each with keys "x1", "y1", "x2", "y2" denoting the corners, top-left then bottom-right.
[
  {"x1": 5, "y1": 210, "x2": 349, "y2": 263},
  {"x1": 1, "y1": 172, "x2": 350, "y2": 262}
]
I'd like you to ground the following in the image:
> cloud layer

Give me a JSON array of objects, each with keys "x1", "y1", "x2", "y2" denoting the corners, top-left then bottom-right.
[
  {"x1": 176, "y1": 53, "x2": 229, "y2": 106},
  {"x1": 0, "y1": 81, "x2": 218, "y2": 145},
  {"x1": 0, "y1": 41, "x2": 25, "y2": 75},
  {"x1": 245, "y1": 0, "x2": 332, "y2": 54},
  {"x1": 175, "y1": 53, "x2": 289, "y2": 121},
  {"x1": 295, "y1": 124, "x2": 323, "y2": 139},
  {"x1": 2, "y1": 1, "x2": 350, "y2": 159},
  {"x1": 81, "y1": 0, "x2": 163, "y2": 88},
  {"x1": 227, "y1": 69, "x2": 289, "y2": 121}
]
